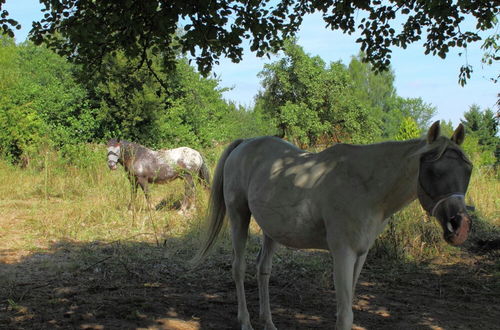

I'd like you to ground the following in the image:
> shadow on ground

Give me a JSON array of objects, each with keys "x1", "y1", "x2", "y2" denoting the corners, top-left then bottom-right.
[{"x1": 1, "y1": 233, "x2": 499, "y2": 330}]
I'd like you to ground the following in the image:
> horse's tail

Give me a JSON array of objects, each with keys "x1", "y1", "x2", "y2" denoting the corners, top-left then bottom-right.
[
  {"x1": 198, "y1": 154, "x2": 211, "y2": 188},
  {"x1": 191, "y1": 139, "x2": 245, "y2": 266}
]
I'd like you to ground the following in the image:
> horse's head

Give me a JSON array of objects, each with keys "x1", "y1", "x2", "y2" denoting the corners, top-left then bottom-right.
[
  {"x1": 106, "y1": 139, "x2": 121, "y2": 170},
  {"x1": 417, "y1": 121, "x2": 473, "y2": 246}
]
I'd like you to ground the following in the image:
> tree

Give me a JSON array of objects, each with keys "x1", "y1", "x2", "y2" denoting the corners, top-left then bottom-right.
[
  {"x1": 461, "y1": 105, "x2": 498, "y2": 146},
  {"x1": 480, "y1": 17, "x2": 499, "y2": 84},
  {"x1": 461, "y1": 104, "x2": 500, "y2": 165},
  {"x1": 347, "y1": 54, "x2": 435, "y2": 138},
  {"x1": 88, "y1": 52, "x2": 270, "y2": 148},
  {"x1": 0, "y1": 37, "x2": 94, "y2": 161},
  {"x1": 382, "y1": 96, "x2": 436, "y2": 138},
  {"x1": 256, "y1": 40, "x2": 380, "y2": 146},
  {"x1": 0, "y1": 36, "x2": 269, "y2": 162},
  {"x1": 1, "y1": 1, "x2": 497, "y2": 83},
  {"x1": 394, "y1": 117, "x2": 421, "y2": 141},
  {"x1": 348, "y1": 53, "x2": 396, "y2": 114}
]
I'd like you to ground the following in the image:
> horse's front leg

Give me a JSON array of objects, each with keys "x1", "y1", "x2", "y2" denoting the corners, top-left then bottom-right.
[
  {"x1": 331, "y1": 248, "x2": 357, "y2": 330},
  {"x1": 128, "y1": 175, "x2": 140, "y2": 210},
  {"x1": 352, "y1": 251, "x2": 368, "y2": 294}
]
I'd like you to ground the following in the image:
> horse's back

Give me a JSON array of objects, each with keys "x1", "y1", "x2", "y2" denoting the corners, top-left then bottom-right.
[
  {"x1": 223, "y1": 137, "x2": 332, "y2": 249},
  {"x1": 159, "y1": 147, "x2": 203, "y2": 171},
  {"x1": 224, "y1": 136, "x2": 309, "y2": 186},
  {"x1": 226, "y1": 136, "x2": 306, "y2": 166}
]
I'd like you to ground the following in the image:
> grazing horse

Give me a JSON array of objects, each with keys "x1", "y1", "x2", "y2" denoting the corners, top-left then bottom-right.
[
  {"x1": 193, "y1": 121, "x2": 472, "y2": 330},
  {"x1": 106, "y1": 139, "x2": 210, "y2": 212}
]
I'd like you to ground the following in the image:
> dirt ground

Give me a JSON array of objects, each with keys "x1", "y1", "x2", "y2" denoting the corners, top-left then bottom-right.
[{"x1": 1, "y1": 230, "x2": 499, "y2": 330}]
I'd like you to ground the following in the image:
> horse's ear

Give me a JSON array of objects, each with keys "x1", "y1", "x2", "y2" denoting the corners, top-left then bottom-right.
[
  {"x1": 451, "y1": 123, "x2": 465, "y2": 145},
  {"x1": 427, "y1": 121, "x2": 440, "y2": 144}
]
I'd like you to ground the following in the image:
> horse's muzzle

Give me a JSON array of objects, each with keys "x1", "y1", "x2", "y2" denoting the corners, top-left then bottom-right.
[
  {"x1": 443, "y1": 212, "x2": 471, "y2": 246},
  {"x1": 108, "y1": 162, "x2": 118, "y2": 170}
]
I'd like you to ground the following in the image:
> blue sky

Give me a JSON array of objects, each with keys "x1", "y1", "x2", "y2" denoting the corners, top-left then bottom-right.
[{"x1": 5, "y1": 1, "x2": 499, "y2": 127}]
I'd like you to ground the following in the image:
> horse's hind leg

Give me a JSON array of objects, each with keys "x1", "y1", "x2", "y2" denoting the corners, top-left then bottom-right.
[
  {"x1": 137, "y1": 177, "x2": 151, "y2": 206},
  {"x1": 257, "y1": 234, "x2": 278, "y2": 330},
  {"x1": 227, "y1": 203, "x2": 254, "y2": 330},
  {"x1": 180, "y1": 173, "x2": 195, "y2": 214}
]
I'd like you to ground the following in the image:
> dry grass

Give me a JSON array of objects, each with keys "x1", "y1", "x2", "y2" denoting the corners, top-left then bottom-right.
[
  {"x1": 0, "y1": 144, "x2": 498, "y2": 263},
  {"x1": 468, "y1": 167, "x2": 500, "y2": 225},
  {"x1": 0, "y1": 149, "x2": 210, "y2": 258}
]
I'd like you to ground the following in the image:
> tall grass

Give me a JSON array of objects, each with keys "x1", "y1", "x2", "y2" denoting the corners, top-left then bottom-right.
[
  {"x1": 0, "y1": 144, "x2": 208, "y2": 254},
  {"x1": 1, "y1": 143, "x2": 498, "y2": 262}
]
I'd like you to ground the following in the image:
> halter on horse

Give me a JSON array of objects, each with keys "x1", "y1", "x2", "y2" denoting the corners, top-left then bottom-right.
[
  {"x1": 193, "y1": 121, "x2": 472, "y2": 330},
  {"x1": 106, "y1": 139, "x2": 210, "y2": 213}
]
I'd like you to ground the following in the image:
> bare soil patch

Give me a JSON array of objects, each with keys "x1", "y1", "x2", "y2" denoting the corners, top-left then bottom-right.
[{"x1": 1, "y1": 234, "x2": 498, "y2": 330}]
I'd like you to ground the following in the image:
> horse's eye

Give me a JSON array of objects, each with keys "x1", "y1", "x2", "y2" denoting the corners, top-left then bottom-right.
[
  {"x1": 421, "y1": 152, "x2": 438, "y2": 162},
  {"x1": 444, "y1": 150, "x2": 461, "y2": 159}
]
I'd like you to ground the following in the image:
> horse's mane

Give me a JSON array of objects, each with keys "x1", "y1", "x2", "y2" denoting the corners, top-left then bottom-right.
[
  {"x1": 107, "y1": 139, "x2": 152, "y2": 157},
  {"x1": 124, "y1": 140, "x2": 155, "y2": 156},
  {"x1": 324, "y1": 136, "x2": 470, "y2": 165},
  {"x1": 112, "y1": 139, "x2": 144, "y2": 150}
]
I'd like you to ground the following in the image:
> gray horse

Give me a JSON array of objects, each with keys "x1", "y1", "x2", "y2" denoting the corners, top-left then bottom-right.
[
  {"x1": 194, "y1": 121, "x2": 472, "y2": 330},
  {"x1": 106, "y1": 139, "x2": 210, "y2": 213}
]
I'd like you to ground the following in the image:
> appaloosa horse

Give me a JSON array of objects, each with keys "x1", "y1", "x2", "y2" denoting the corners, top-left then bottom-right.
[
  {"x1": 194, "y1": 121, "x2": 472, "y2": 330},
  {"x1": 107, "y1": 139, "x2": 210, "y2": 213}
]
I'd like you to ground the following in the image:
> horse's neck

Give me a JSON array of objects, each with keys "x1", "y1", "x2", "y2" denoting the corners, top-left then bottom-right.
[
  {"x1": 371, "y1": 139, "x2": 425, "y2": 217},
  {"x1": 323, "y1": 139, "x2": 424, "y2": 219},
  {"x1": 121, "y1": 142, "x2": 142, "y2": 163}
]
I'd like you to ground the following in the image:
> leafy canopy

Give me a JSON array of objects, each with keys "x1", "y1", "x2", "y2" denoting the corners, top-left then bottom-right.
[{"x1": 1, "y1": 0, "x2": 497, "y2": 83}]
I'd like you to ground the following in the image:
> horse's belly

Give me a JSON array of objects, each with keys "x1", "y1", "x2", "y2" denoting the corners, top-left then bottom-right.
[{"x1": 250, "y1": 203, "x2": 328, "y2": 250}]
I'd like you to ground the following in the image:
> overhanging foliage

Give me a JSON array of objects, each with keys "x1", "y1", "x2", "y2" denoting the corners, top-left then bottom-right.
[{"x1": 1, "y1": 0, "x2": 498, "y2": 84}]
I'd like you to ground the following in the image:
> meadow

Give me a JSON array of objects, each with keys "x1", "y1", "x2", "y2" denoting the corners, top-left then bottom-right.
[{"x1": 1, "y1": 144, "x2": 499, "y2": 329}]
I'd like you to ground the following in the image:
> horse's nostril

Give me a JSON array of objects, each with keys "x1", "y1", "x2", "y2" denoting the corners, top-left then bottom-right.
[{"x1": 447, "y1": 214, "x2": 461, "y2": 232}]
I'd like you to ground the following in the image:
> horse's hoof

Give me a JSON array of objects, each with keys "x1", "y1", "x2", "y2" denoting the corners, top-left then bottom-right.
[
  {"x1": 177, "y1": 206, "x2": 195, "y2": 216},
  {"x1": 241, "y1": 325, "x2": 254, "y2": 330}
]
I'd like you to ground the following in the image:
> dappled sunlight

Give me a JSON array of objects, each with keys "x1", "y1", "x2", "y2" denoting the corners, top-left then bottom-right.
[
  {"x1": 1, "y1": 236, "x2": 499, "y2": 329},
  {"x1": 293, "y1": 312, "x2": 326, "y2": 326},
  {"x1": 269, "y1": 155, "x2": 334, "y2": 189},
  {"x1": 154, "y1": 316, "x2": 200, "y2": 330},
  {"x1": 0, "y1": 239, "x2": 228, "y2": 329}
]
